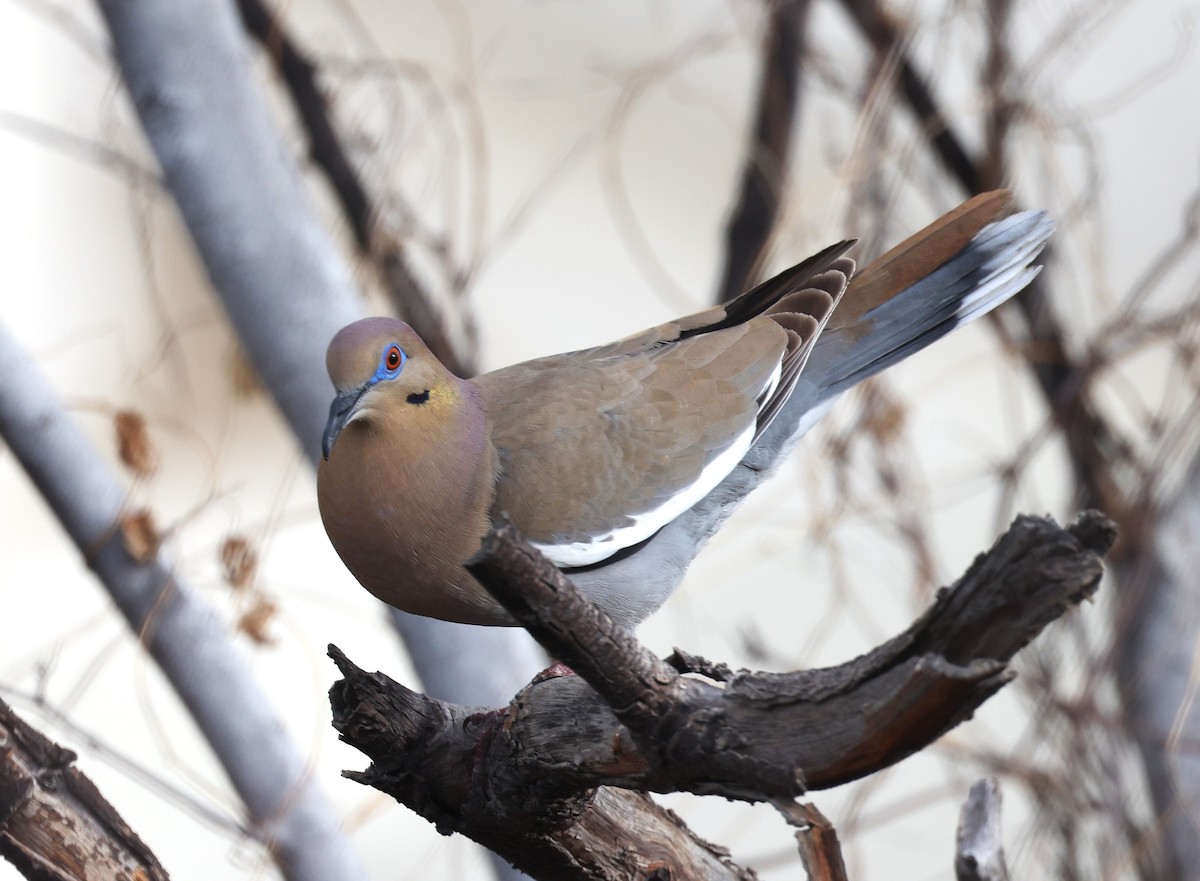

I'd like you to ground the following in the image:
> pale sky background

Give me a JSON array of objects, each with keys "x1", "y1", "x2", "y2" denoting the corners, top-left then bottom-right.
[{"x1": 1, "y1": 1, "x2": 1199, "y2": 879}]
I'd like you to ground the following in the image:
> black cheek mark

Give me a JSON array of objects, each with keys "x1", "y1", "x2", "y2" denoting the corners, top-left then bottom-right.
[{"x1": 407, "y1": 390, "x2": 431, "y2": 405}]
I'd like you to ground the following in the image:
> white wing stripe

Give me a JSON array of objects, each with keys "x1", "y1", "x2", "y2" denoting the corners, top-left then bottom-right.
[{"x1": 532, "y1": 420, "x2": 759, "y2": 567}]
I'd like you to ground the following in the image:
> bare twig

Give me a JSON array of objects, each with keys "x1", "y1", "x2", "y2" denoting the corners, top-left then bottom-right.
[
  {"x1": 981, "y1": 0, "x2": 1014, "y2": 191},
  {"x1": 838, "y1": 0, "x2": 980, "y2": 192},
  {"x1": 716, "y1": 0, "x2": 812, "y2": 303},
  {"x1": 839, "y1": 0, "x2": 1128, "y2": 524},
  {"x1": 235, "y1": 0, "x2": 371, "y2": 249}
]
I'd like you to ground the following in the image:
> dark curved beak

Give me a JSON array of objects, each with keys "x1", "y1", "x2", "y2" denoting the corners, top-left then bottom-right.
[{"x1": 322, "y1": 388, "x2": 366, "y2": 460}]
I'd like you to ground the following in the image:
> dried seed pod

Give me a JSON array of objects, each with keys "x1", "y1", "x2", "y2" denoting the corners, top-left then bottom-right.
[
  {"x1": 120, "y1": 509, "x2": 160, "y2": 563},
  {"x1": 220, "y1": 536, "x2": 257, "y2": 591},
  {"x1": 114, "y1": 410, "x2": 158, "y2": 478},
  {"x1": 237, "y1": 596, "x2": 277, "y2": 645}
]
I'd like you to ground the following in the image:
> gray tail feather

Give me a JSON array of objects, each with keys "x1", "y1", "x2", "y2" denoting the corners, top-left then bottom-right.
[{"x1": 804, "y1": 209, "x2": 1053, "y2": 402}]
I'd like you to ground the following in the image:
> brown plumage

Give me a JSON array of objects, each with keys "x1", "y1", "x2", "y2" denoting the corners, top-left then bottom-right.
[
  {"x1": 317, "y1": 190, "x2": 1052, "y2": 627},
  {"x1": 318, "y1": 245, "x2": 850, "y2": 624}
]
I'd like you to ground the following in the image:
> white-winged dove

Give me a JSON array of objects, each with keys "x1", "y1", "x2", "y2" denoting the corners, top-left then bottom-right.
[{"x1": 318, "y1": 191, "x2": 1052, "y2": 627}]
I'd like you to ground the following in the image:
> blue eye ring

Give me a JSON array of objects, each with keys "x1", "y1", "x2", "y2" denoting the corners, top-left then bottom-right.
[{"x1": 376, "y1": 343, "x2": 407, "y2": 380}]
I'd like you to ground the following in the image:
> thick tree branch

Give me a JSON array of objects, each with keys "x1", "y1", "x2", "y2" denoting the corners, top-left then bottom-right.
[
  {"x1": 0, "y1": 322, "x2": 361, "y2": 881},
  {"x1": 330, "y1": 512, "x2": 1111, "y2": 879},
  {"x1": 0, "y1": 699, "x2": 170, "y2": 881},
  {"x1": 94, "y1": 0, "x2": 541, "y2": 707},
  {"x1": 328, "y1": 651, "x2": 755, "y2": 880},
  {"x1": 467, "y1": 511, "x2": 1111, "y2": 793}
]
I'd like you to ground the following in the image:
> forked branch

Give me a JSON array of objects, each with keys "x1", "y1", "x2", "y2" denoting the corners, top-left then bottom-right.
[{"x1": 330, "y1": 511, "x2": 1112, "y2": 879}]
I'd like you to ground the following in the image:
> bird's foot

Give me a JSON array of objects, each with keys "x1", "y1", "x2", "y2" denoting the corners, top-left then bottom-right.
[
  {"x1": 462, "y1": 706, "x2": 508, "y2": 770},
  {"x1": 461, "y1": 706, "x2": 507, "y2": 733}
]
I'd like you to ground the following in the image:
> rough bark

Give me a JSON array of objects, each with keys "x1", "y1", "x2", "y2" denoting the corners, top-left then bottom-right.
[
  {"x1": 330, "y1": 511, "x2": 1112, "y2": 879},
  {"x1": 0, "y1": 699, "x2": 170, "y2": 881}
]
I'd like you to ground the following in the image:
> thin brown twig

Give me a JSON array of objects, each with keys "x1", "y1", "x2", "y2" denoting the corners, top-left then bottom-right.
[{"x1": 715, "y1": 0, "x2": 813, "y2": 303}]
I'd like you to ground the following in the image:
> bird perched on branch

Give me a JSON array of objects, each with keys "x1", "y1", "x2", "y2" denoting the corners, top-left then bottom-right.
[{"x1": 318, "y1": 190, "x2": 1052, "y2": 628}]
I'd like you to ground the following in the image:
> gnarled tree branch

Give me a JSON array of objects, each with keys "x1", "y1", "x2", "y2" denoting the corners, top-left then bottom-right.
[{"x1": 330, "y1": 511, "x2": 1112, "y2": 879}]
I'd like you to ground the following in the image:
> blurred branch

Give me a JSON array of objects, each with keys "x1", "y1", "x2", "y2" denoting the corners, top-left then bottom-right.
[
  {"x1": 0, "y1": 322, "x2": 361, "y2": 881},
  {"x1": 837, "y1": 3, "x2": 1195, "y2": 874},
  {"x1": 838, "y1": 0, "x2": 980, "y2": 192},
  {"x1": 235, "y1": 0, "x2": 476, "y2": 376},
  {"x1": 0, "y1": 108, "x2": 161, "y2": 188},
  {"x1": 95, "y1": 0, "x2": 361, "y2": 456},
  {"x1": 0, "y1": 698, "x2": 170, "y2": 881},
  {"x1": 93, "y1": 0, "x2": 541, "y2": 711},
  {"x1": 716, "y1": 0, "x2": 812, "y2": 303},
  {"x1": 89, "y1": 3, "x2": 545, "y2": 880},
  {"x1": 331, "y1": 511, "x2": 1112, "y2": 877},
  {"x1": 1113, "y1": 455, "x2": 1200, "y2": 876},
  {"x1": 719, "y1": 1, "x2": 1124, "y2": 530},
  {"x1": 839, "y1": 0, "x2": 1128, "y2": 520},
  {"x1": 981, "y1": 0, "x2": 1014, "y2": 192}
]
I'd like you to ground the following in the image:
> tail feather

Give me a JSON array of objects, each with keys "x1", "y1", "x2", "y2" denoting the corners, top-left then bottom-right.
[{"x1": 803, "y1": 209, "x2": 1053, "y2": 401}]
